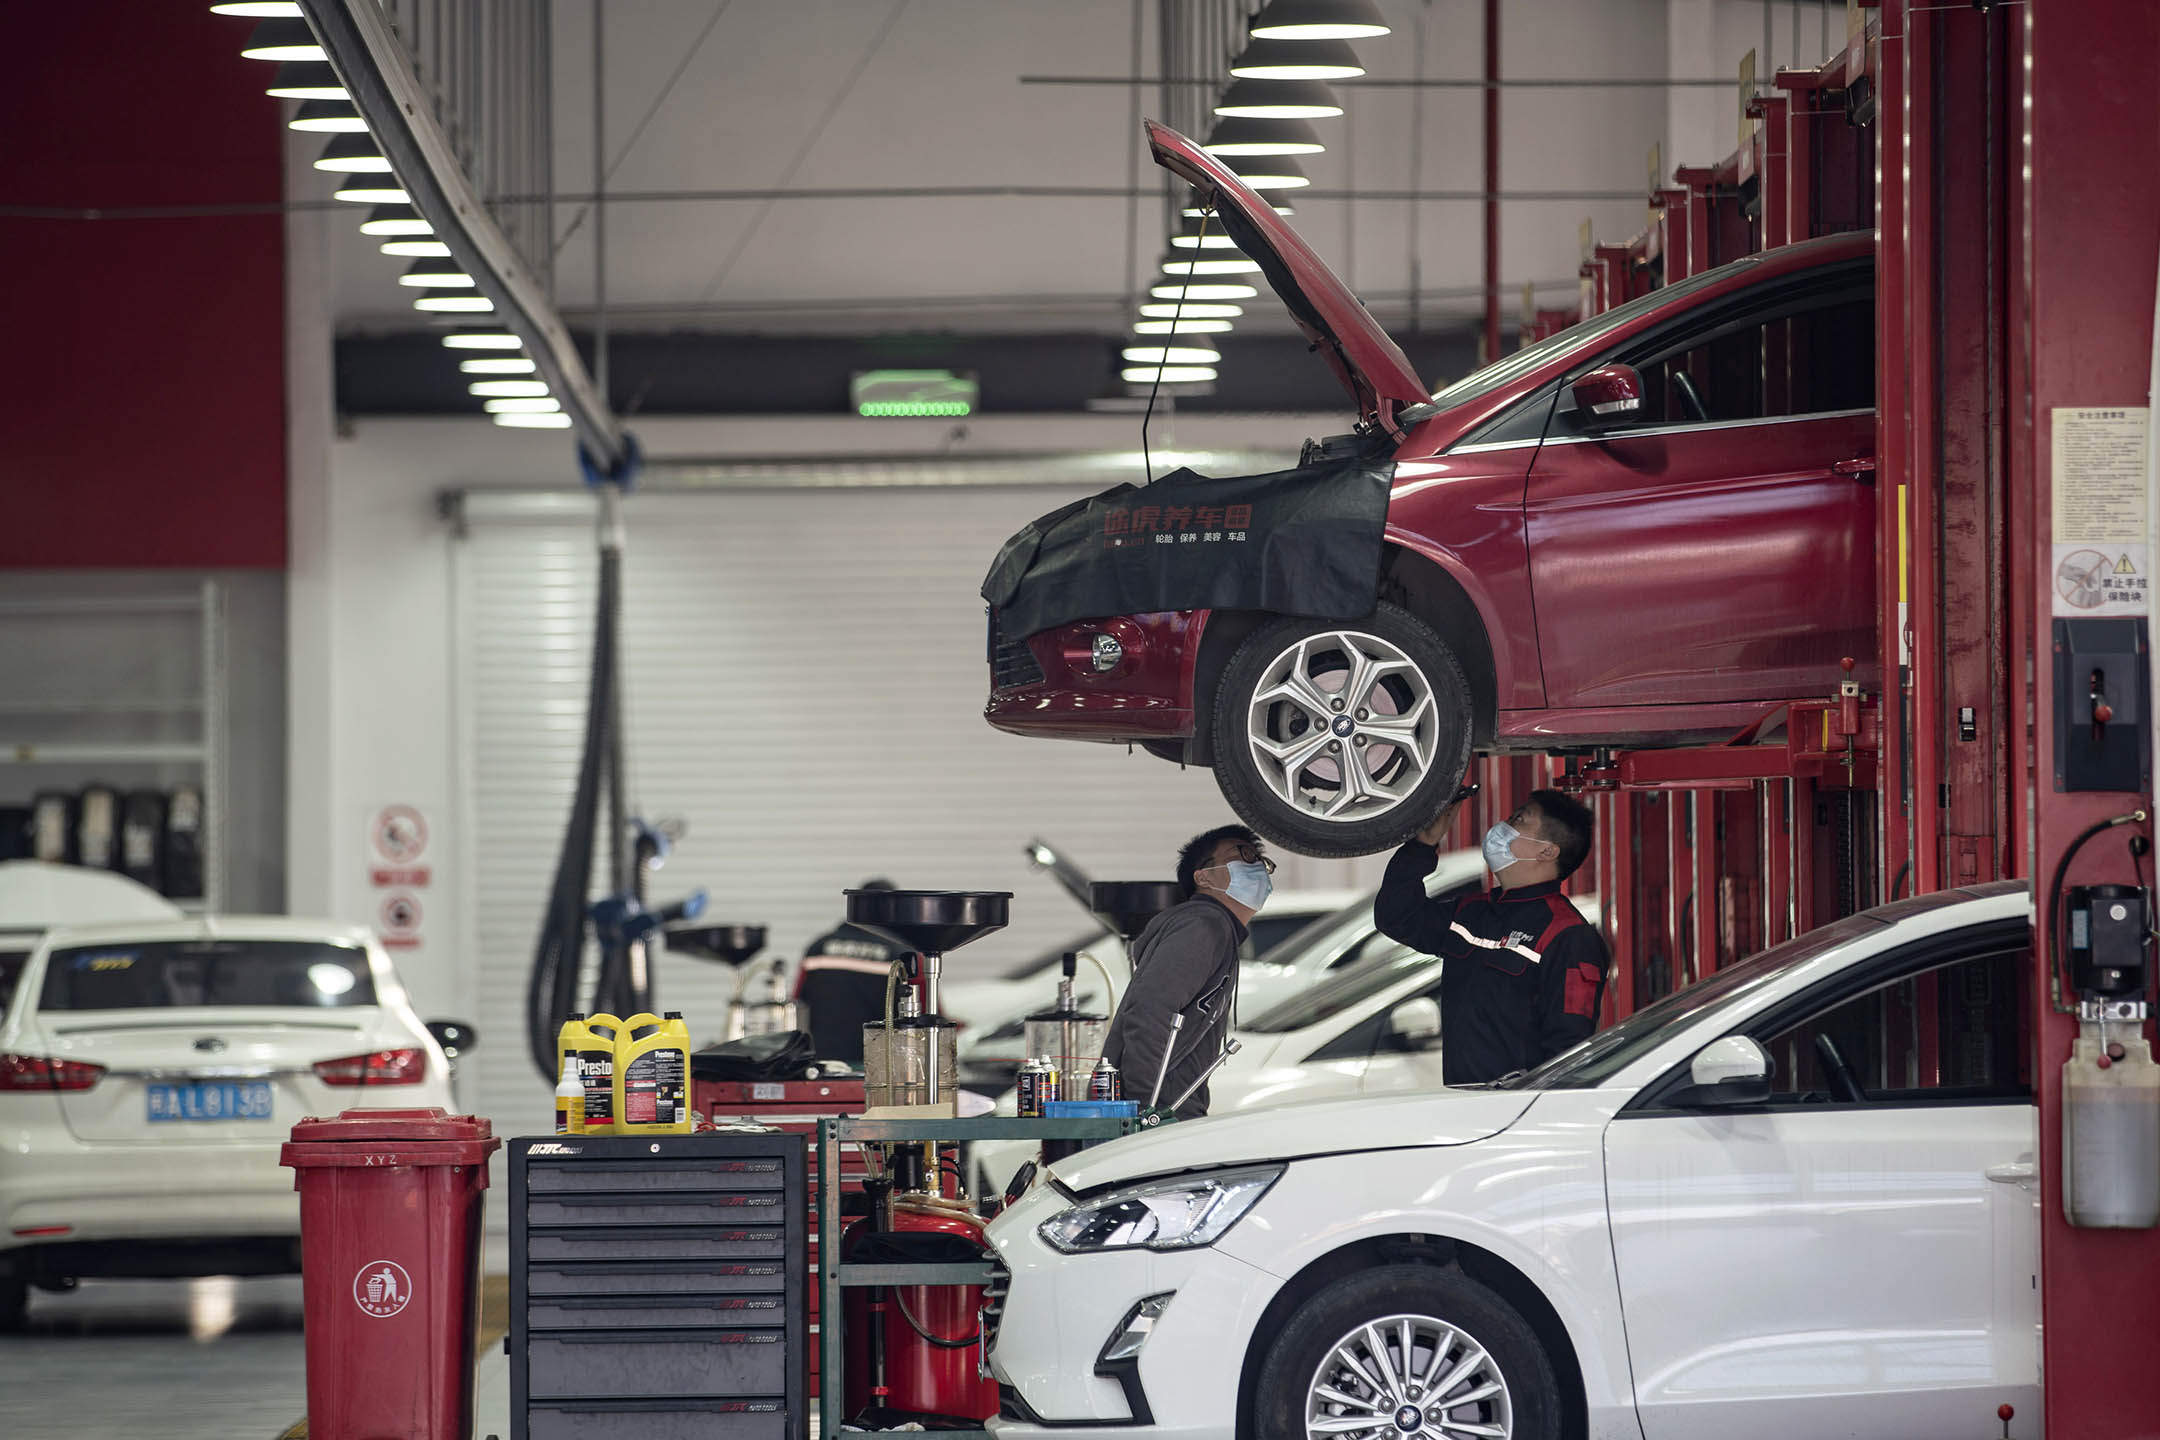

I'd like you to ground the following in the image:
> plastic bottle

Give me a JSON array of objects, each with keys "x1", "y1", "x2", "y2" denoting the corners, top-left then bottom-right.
[
  {"x1": 614, "y1": 1011, "x2": 694, "y2": 1134},
  {"x1": 558, "y1": 1013, "x2": 622, "y2": 1134},
  {"x1": 553, "y1": 1052, "x2": 585, "y2": 1134}
]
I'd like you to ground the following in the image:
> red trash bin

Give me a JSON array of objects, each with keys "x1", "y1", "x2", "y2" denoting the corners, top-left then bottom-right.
[{"x1": 281, "y1": 1107, "x2": 501, "y2": 1440}]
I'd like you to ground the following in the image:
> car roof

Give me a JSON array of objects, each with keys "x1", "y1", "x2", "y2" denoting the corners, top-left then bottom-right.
[{"x1": 35, "y1": 915, "x2": 380, "y2": 951}]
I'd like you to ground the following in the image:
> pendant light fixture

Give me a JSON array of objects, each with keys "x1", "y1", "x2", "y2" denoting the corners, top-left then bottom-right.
[
  {"x1": 1161, "y1": 253, "x2": 1264, "y2": 277},
  {"x1": 493, "y1": 412, "x2": 575, "y2": 429},
  {"x1": 1151, "y1": 281, "x2": 1259, "y2": 302},
  {"x1": 400, "y1": 258, "x2": 475, "y2": 288},
  {"x1": 1214, "y1": 77, "x2": 1344, "y2": 118},
  {"x1": 469, "y1": 380, "x2": 551, "y2": 398},
  {"x1": 265, "y1": 61, "x2": 346, "y2": 100},
  {"x1": 1203, "y1": 115, "x2": 1325, "y2": 156},
  {"x1": 1228, "y1": 37, "x2": 1365, "y2": 80},
  {"x1": 1133, "y1": 318, "x2": 1234, "y2": 335},
  {"x1": 1139, "y1": 302, "x2": 1242, "y2": 319},
  {"x1": 1122, "y1": 343, "x2": 1223, "y2": 365},
  {"x1": 413, "y1": 294, "x2": 495, "y2": 313},
  {"x1": 1221, "y1": 153, "x2": 1311, "y2": 190},
  {"x1": 210, "y1": 2, "x2": 303, "y2": 15},
  {"x1": 314, "y1": 133, "x2": 393, "y2": 173},
  {"x1": 380, "y1": 238, "x2": 451, "y2": 257},
  {"x1": 1185, "y1": 201, "x2": 1295, "y2": 218},
  {"x1": 359, "y1": 204, "x2": 431, "y2": 236},
  {"x1": 289, "y1": 99, "x2": 368, "y2": 133},
  {"x1": 1121, "y1": 365, "x2": 1218, "y2": 385},
  {"x1": 1170, "y1": 228, "x2": 1246, "y2": 250},
  {"x1": 239, "y1": 18, "x2": 326, "y2": 62},
  {"x1": 484, "y1": 397, "x2": 562, "y2": 413},
  {"x1": 1248, "y1": 0, "x2": 1391, "y2": 40},
  {"x1": 440, "y1": 329, "x2": 522, "y2": 350},
  {"x1": 332, "y1": 183, "x2": 409, "y2": 204},
  {"x1": 460, "y1": 357, "x2": 538, "y2": 375}
]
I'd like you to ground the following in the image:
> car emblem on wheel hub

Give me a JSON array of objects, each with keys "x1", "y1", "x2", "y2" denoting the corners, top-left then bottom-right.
[
  {"x1": 1393, "y1": 1404, "x2": 1423, "y2": 1432},
  {"x1": 1331, "y1": 715, "x2": 1354, "y2": 736}
]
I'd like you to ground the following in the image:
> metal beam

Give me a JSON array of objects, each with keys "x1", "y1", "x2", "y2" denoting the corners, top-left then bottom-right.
[{"x1": 296, "y1": 0, "x2": 625, "y2": 472}]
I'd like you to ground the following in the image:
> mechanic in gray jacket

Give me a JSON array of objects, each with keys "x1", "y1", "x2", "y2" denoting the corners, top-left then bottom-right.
[{"x1": 1103, "y1": 824, "x2": 1273, "y2": 1119}]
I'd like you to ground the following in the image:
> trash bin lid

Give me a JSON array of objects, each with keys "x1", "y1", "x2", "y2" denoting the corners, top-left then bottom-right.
[{"x1": 288, "y1": 1107, "x2": 495, "y2": 1144}]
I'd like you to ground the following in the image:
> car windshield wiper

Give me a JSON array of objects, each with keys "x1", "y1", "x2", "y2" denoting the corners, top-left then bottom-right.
[{"x1": 1459, "y1": 1067, "x2": 1532, "y2": 1091}]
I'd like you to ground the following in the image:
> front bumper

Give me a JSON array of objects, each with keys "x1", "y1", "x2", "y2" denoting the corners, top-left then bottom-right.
[
  {"x1": 983, "y1": 610, "x2": 1206, "y2": 744},
  {"x1": 985, "y1": 1179, "x2": 1281, "y2": 1439},
  {"x1": 0, "y1": 1124, "x2": 298, "y2": 1253}
]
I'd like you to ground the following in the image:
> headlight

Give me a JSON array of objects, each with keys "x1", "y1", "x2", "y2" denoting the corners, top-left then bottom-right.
[{"x1": 1039, "y1": 1165, "x2": 1282, "y2": 1253}]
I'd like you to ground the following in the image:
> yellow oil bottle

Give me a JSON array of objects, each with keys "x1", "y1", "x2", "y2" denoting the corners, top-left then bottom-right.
[
  {"x1": 614, "y1": 1011, "x2": 694, "y2": 1134},
  {"x1": 558, "y1": 1013, "x2": 622, "y2": 1134},
  {"x1": 553, "y1": 1052, "x2": 585, "y2": 1134}
]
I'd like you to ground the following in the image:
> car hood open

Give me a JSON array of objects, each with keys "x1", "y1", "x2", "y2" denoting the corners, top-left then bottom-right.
[
  {"x1": 1148, "y1": 120, "x2": 1430, "y2": 437},
  {"x1": 1050, "y1": 1086, "x2": 1537, "y2": 1193}
]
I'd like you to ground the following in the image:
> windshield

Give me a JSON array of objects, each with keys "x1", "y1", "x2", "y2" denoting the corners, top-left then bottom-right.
[
  {"x1": 1426, "y1": 260, "x2": 1743, "y2": 411},
  {"x1": 1503, "y1": 912, "x2": 1886, "y2": 1089},
  {"x1": 1244, "y1": 947, "x2": 1431, "y2": 1034},
  {"x1": 38, "y1": 939, "x2": 379, "y2": 1012}
]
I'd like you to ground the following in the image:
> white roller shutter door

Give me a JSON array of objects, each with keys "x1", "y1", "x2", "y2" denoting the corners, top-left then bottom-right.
[{"x1": 452, "y1": 483, "x2": 1375, "y2": 1144}]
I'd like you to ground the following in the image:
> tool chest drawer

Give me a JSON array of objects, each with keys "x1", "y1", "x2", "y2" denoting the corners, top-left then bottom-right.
[
  {"x1": 525, "y1": 1398, "x2": 790, "y2": 1440},
  {"x1": 526, "y1": 1157, "x2": 786, "y2": 1193},
  {"x1": 527, "y1": 1227, "x2": 787, "y2": 1262},
  {"x1": 527, "y1": 1262, "x2": 786, "y2": 1296},
  {"x1": 526, "y1": 1189, "x2": 790, "y2": 1228},
  {"x1": 529, "y1": 1293, "x2": 787, "y2": 1330},
  {"x1": 511, "y1": 1133, "x2": 807, "y2": 1440},
  {"x1": 528, "y1": 1330, "x2": 788, "y2": 1397}
]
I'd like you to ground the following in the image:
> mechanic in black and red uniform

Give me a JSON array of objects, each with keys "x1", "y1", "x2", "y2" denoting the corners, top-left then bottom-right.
[{"x1": 1374, "y1": 787, "x2": 1608, "y2": 1086}]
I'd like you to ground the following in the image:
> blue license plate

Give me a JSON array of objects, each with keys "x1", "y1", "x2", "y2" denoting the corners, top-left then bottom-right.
[{"x1": 146, "y1": 1081, "x2": 275, "y2": 1122}]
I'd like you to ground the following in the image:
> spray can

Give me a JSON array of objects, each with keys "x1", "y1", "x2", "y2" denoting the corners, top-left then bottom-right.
[
  {"x1": 1088, "y1": 1057, "x2": 1121, "y2": 1103},
  {"x1": 558, "y1": 1013, "x2": 621, "y2": 1134},
  {"x1": 1017, "y1": 1058, "x2": 1057, "y2": 1119},
  {"x1": 553, "y1": 1052, "x2": 585, "y2": 1134},
  {"x1": 614, "y1": 1011, "x2": 695, "y2": 1135}
]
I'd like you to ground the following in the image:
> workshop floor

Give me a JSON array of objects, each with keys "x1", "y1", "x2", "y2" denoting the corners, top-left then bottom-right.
[{"x1": 0, "y1": 1264, "x2": 514, "y2": 1440}]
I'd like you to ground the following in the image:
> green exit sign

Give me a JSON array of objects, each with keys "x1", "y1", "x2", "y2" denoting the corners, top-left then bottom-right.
[{"x1": 851, "y1": 369, "x2": 978, "y2": 417}]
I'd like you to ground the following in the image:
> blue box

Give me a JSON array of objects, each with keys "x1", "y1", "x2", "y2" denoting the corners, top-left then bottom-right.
[{"x1": 1042, "y1": 1100, "x2": 1139, "y2": 1120}]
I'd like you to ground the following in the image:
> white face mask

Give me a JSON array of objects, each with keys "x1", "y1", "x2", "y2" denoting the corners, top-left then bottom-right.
[
  {"x1": 1483, "y1": 821, "x2": 1524, "y2": 875},
  {"x1": 1221, "y1": 860, "x2": 1272, "y2": 911}
]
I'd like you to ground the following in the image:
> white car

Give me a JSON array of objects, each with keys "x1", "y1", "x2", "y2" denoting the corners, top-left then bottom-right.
[
  {"x1": 0, "y1": 916, "x2": 461, "y2": 1328},
  {"x1": 986, "y1": 881, "x2": 2039, "y2": 1440},
  {"x1": 957, "y1": 887, "x2": 1398, "y2": 1091}
]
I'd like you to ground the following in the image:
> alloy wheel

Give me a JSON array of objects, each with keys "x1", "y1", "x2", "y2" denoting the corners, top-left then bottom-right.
[
  {"x1": 1304, "y1": 1312, "x2": 1513, "y2": 1440},
  {"x1": 1245, "y1": 630, "x2": 1438, "y2": 824}
]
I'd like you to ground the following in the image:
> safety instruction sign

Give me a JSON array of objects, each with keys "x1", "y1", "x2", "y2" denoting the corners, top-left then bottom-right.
[{"x1": 2051, "y1": 407, "x2": 2150, "y2": 616}]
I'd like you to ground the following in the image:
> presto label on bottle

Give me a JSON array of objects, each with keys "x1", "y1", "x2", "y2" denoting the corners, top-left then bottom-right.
[
  {"x1": 578, "y1": 1048, "x2": 615, "y2": 1126},
  {"x1": 623, "y1": 1047, "x2": 685, "y2": 1125}
]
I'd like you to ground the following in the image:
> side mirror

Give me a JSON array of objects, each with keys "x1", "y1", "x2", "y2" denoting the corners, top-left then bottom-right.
[
  {"x1": 426, "y1": 1019, "x2": 477, "y2": 1061},
  {"x1": 1670, "y1": 1035, "x2": 1770, "y2": 1107},
  {"x1": 1385, "y1": 995, "x2": 1442, "y2": 1049},
  {"x1": 1569, "y1": 363, "x2": 1644, "y2": 423}
]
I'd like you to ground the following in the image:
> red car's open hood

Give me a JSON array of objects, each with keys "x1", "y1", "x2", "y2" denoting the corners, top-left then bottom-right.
[{"x1": 1148, "y1": 120, "x2": 1429, "y2": 436}]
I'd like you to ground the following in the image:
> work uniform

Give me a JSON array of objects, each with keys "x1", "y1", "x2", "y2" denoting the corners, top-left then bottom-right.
[
  {"x1": 1374, "y1": 841, "x2": 1608, "y2": 1086},
  {"x1": 794, "y1": 921, "x2": 899, "y2": 1065},
  {"x1": 1102, "y1": 893, "x2": 1245, "y2": 1119}
]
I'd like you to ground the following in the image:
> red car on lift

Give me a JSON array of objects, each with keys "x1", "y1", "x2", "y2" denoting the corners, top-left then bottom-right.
[{"x1": 987, "y1": 123, "x2": 1876, "y2": 857}]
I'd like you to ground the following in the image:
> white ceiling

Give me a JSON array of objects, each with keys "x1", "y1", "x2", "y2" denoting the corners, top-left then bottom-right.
[{"x1": 312, "y1": 0, "x2": 1851, "y2": 347}]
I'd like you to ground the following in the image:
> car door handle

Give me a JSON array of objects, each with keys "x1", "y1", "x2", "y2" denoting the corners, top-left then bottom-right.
[
  {"x1": 1985, "y1": 1160, "x2": 2037, "y2": 1187},
  {"x1": 1831, "y1": 456, "x2": 1878, "y2": 480}
]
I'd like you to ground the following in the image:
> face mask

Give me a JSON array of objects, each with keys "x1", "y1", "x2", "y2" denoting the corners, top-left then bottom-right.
[
  {"x1": 1220, "y1": 860, "x2": 1273, "y2": 911},
  {"x1": 1483, "y1": 821, "x2": 1524, "y2": 876}
]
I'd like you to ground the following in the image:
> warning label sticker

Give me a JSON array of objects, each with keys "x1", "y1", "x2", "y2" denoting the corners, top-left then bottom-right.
[{"x1": 2052, "y1": 407, "x2": 2151, "y2": 616}]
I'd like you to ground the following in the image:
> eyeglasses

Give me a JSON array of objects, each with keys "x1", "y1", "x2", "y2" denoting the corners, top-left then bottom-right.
[{"x1": 1227, "y1": 846, "x2": 1277, "y2": 874}]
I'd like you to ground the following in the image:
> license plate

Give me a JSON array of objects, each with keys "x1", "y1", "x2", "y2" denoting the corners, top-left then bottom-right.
[{"x1": 146, "y1": 1081, "x2": 275, "y2": 1122}]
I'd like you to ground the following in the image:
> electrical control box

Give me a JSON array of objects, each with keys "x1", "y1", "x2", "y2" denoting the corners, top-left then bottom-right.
[{"x1": 2053, "y1": 617, "x2": 2151, "y2": 793}]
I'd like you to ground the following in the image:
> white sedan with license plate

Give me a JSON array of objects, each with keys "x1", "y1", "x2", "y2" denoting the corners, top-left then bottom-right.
[
  {"x1": 985, "y1": 882, "x2": 2041, "y2": 1440},
  {"x1": 0, "y1": 916, "x2": 459, "y2": 1327}
]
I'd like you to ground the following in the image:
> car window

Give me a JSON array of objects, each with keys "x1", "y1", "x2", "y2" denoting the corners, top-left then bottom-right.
[
  {"x1": 0, "y1": 949, "x2": 29, "y2": 1010},
  {"x1": 1511, "y1": 912, "x2": 1888, "y2": 1088},
  {"x1": 1243, "y1": 949, "x2": 1436, "y2": 1034},
  {"x1": 1622, "y1": 290, "x2": 1873, "y2": 426},
  {"x1": 1250, "y1": 910, "x2": 1327, "y2": 960},
  {"x1": 1757, "y1": 945, "x2": 2030, "y2": 1103},
  {"x1": 37, "y1": 939, "x2": 379, "y2": 1011},
  {"x1": 1326, "y1": 928, "x2": 1406, "y2": 972}
]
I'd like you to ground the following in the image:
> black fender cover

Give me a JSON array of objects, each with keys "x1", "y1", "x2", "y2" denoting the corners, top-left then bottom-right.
[{"x1": 980, "y1": 455, "x2": 1395, "y2": 640}]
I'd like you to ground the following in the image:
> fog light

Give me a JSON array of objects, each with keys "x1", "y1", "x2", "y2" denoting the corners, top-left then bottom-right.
[
  {"x1": 1091, "y1": 633, "x2": 1125, "y2": 673},
  {"x1": 1100, "y1": 1292, "x2": 1174, "y2": 1364}
]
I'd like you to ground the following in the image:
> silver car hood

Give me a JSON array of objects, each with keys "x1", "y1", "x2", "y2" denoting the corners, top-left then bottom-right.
[{"x1": 1049, "y1": 1087, "x2": 1538, "y2": 1193}]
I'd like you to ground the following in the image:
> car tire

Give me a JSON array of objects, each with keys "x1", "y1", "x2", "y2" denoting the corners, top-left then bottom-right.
[
  {"x1": 1211, "y1": 604, "x2": 1474, "y2": 857},
  {"x1": 1253, "y1": 1263, "x2": 1559, "y2": 1440},
  {"x1": 0, "y1": 1273, "x2": 28, "y2": 1332}
]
